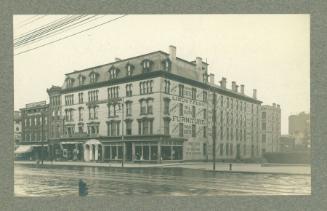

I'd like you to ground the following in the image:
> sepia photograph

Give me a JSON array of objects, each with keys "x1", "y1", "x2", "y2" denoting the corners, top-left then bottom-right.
[{"x1": 13, "y1": 14, "x2": 310, "y2": 197}]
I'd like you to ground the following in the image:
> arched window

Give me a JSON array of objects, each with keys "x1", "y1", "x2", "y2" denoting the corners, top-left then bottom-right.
[
  {"x1": 141, "y1": 59, "x2": 153, "y2": 73},
  {"x1": 109, "y1": 66, "x2": 120, "y2": 79},
  {"x1": 126, "y1": 63, "x2": 134, "y2": 76},
  {"x1": 78, "y1": 74, "x2": 86, "y2": 85},
  {"x1": 89, "y1": 71, "x2": 98, "y2": 83},
  {"x1": 162, "y1": 59, "x2": 171, "y2": 72}
]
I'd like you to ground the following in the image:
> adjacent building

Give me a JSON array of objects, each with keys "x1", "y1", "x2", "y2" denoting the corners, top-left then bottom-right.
[
  {"x1": 279, "y1": 135, "x2": 295, "y2": 152},
  {"x1": 45, "y1": 45, "x2": 263, "y2": 162},
  {"x1": 261, "y1": 104, "x2": 281, "y2": 153},
  {"x1": 14, "y1": 111, "x2": 22, "y2": 145},
  {"x1": 289, "y1": 112, "x2": 310, "y2": 150},
  {"x1": 15, "y1": 101, "x2": 49, "y2": 160}
]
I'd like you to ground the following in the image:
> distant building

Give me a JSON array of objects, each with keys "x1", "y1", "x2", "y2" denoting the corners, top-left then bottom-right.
[
  {"x1": 46, "y1": 46, "x2": 263, "y2": 162},
  {"x1": 15, "y1": 101, "x2": 49, "y2": 160},
  {"x1": 289, "y1": 112, "x2": 310, "y2": 149},
  {"x1": 261, "y1": 103, "x2": 281, "y2": 153},
  {"x1": 279, "y1": 135, "x2": 295, "y2": 152},
  {"x1": 14, "y1": 111, "x2": 22, "y2": 145}
]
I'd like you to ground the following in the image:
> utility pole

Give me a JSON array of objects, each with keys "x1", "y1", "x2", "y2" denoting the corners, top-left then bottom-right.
[
  {"x1": 41, "y1": 111, "x2": 44, "y2": 165},
  {"x1": 121, "y1": 98, "x2": 125, "y2": 168},
  {"x1": 212, "y1": 91, "x2": 217, "y2": 171}
]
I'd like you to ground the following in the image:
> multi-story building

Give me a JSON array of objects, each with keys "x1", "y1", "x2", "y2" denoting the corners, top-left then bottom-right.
[
  {"x1": 261, "y1": 104, "x2": 281, "y2": 153},
  {"x1": 14, "y1": 110, "x2": 22, "y2": 145},
  {"x1": 289, "y1": 112, "x2": 310, "y2": 149},
  {"x1": 279, "y1": 135, "x2": 295, "y2": 152},
  {"x1": 47, "y1": 46, "x2": 262, "y2": 162},
  {"x1": 16, "y1": 101, "x2": 49, "y2": 160}
]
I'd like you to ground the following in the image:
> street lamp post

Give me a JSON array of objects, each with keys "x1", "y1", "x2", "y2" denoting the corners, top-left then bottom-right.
[
  {"x1": 121, "y1": 98, "x2": 125, "y2": 167},
  {"x1": 212, "y1": 90, "x2": 217, "y2": 171}
]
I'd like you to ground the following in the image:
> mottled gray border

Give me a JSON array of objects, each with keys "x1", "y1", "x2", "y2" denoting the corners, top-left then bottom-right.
[{"x1": 1, "y1": 0, "x2": 325, "y2": 210}]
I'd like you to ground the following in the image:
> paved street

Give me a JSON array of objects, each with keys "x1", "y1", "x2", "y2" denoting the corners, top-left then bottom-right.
[
  {"x1": 14, "y1": 161, "x2": 310, "y2": 175},
  {"x1": 14, "y1": 163, "x2": 311, "y2": 196}
]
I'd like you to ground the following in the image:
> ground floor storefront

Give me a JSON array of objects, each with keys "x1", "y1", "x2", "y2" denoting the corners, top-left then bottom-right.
[
  {"x1": 47, "y1": 136, "x2": 185, "y2": 163},
  {"x1": 15, "y1": 144, "x2": 48, "y2": 161}
]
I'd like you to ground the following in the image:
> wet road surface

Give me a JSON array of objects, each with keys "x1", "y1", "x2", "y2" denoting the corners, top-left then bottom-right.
[{"x1": 15, "y1": 164, "x2": 311, "y2": 196}]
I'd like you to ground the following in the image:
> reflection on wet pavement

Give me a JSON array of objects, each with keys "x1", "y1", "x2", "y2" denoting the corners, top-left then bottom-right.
[{"x1": 15, "y1": 164, "x2": 311, "y2": 196}]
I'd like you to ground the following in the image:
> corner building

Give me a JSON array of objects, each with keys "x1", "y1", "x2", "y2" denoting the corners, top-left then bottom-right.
[{"x1": 47, "y1": 46, "x2": 262, "y2": 162}]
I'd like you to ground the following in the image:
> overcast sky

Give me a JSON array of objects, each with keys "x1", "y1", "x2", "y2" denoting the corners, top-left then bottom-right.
[{"x1": 13, "y1": 15, "x2": 310, "y2": 134}]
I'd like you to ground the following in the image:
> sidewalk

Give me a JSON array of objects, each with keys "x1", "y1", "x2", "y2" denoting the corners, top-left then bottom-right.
[{"x1": 14, "y1": 161, "x2": 311, "y2": 175}]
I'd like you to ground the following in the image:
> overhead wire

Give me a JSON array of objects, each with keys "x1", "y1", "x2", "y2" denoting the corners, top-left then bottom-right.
[
  {"x1": 14, "y1": 15, "x2": 128, "y2": 56},
  {"x1": 15, "y1": 15, "x2": 106, "y2": 49},
  {"x1": 15, "y1": 15, "x2": 86, "y2": 47}
]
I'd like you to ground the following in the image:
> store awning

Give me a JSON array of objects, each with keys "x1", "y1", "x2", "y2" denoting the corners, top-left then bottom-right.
[{"x1": 14, "y1": 145, "x2": 33, "y2": 154}]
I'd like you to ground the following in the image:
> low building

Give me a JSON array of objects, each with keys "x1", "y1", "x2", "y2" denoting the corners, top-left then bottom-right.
[
  {"x1": 279, "y1": 135, "x2": 295, "y2": 152},
  {"x1": 289, "y1": 112, "x2": 310, "y2": 150},
  {"x1": 15, "y1": 101, "x2": 49, "y2": 160},
  {"x1": 261, "y1": 104, "x2": 281, "y2": 153},
  {"x1": 47, "y1": 46, "x2": 263, "y2": 162}
]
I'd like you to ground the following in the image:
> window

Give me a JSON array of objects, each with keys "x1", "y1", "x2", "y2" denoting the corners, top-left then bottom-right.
[
  {"x1": 90, "y1": 72, "x2": 98, "y2": 83},
  {"x1": 108, "y1": 86, "x2": 119, "y2": 99},
  {"x1": 203, "y1": 126, "x2": 207, "y2": 138},
  {"x1": 138, "y1": 118, "x2": 153, "y2": 135},
  {"x1": 203, "y1": 143, "x2": 207, "y2": 156},
  {"x1": 192, "y1": 125, "x2": 196, "y2": 137},
  {"x1": 179, "y1": 103, "x2": 183, "y2": 116},
  {"x1": 162, "y1": 59, "x2": 171, "y2": 71},
  {"x1": 89, "y1": 106, "x2": 98, "y2": 120},
  {"x1": 66, "y1": 78, "x2": 74, "y2": 88},
  {"x1": 139, "y1": 80, "x2": 153, "y2": 95},
  {"x1": 220, "y1": 143, "x2": 223, "y2": 155},
  {"x1": 65, "y1": 94, "x2": 74, "y2": 105},
  {"x1": 262, "y1": 112, "x2": 266, "y2": 119},
  {"x1": 178, "y1": 84, "x2": 184, "y2": 97},
  {"x1": 221, "y1": 96, "x2": 224, "y2": 107},
  {"x1": 191, "y1": 88, "x2": 197, "y2": 100},
  {"x1": 88, "y1": 90, "x2": 99, "y2": 102},
  {"x1": 123, "y1": 102, "x2": 131, "y2": 116},
  {"x1": 164, "y1": 118, "x2": 170, "y2": 135},
  {"x1": 140, "y1": 99, "x2": 153, "y2": 115},
  {"x1": 64, "y1": 109, "x2": 74, "y2": 122},
  {"x1": 78, "y1": 92, "x2": 83, "y2": 104},
  {"x1": 126, "y1": 63, "x2": 134, "y2": 76},
  {"x1": 220, "y1": 126, "x2": 223, "y2": 140},
  {"x1": 78, "y1": 75, "x2": 85, "y2": 85},
  {"x1": 126, "y1": 84, "x2": 132, "y2": 97},
  {"x1": 78, "y1": 107, "x2": 83, "y2": 121},
  {"x1": 107, "y1": 121, "x2": 120, "y2": 136},
  {"x1": 203, "y1": 91, "x2": 207, "y2": 102},
  {"x1": 126, "y1": 120, "x2": 132, "y2": 135},
  {"x1": 164, "y1": 98, "x2": 170, "y2": 115},
  {"x1": 140, "y1": 100, "x2": 147, "y2": 115},
  {"x1": 203, "y1": 109, "x2": 207, "y2": 119},
  {"x1": 262, "y1": 134, "x2": 266, "y2": 143},
  {"x1": 192, "y1": 106, "x2": 196, "y2": 118},
  {"x1": 108, "y1": 104, "x2": 119, "y2": 117},
  {"x1": 142, "y1": 59, "x2": 152, "y2": 73},
  {"x1": 203, "y1": 73, "x2": 208, "y2": 83},
  {"x1": 164, "y1": 80, "x2": 170, "y2": 94},
  {"x1": 262, "y1": 122, "x2": 266, "y2": 130},
  {"x1": 88, "y1": 124, "x2": 99, "y2": 135},
  {"x1": 109, "y1": 67, "x2": 119, "y2": 79},
  {"x1": 179, "y1": 123, "x2": 183, "y2": 137}
]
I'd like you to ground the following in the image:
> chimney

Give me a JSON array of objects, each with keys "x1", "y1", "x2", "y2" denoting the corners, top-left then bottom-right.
[
  {"x1": 240, "y1": 84, "x2": 245, "y2": 94},
  {"x1": 115, "y1": 58, "x2": 121, "y2": 62},
  {"x1": 196, "y1": 57, "x2": 202, "y2": 71},
  {"x1": 209, "y1": 73, "x2": 215, "y2": 84},
  {"x1": 277, "y1": 104, "x2": 280, "y2": 109},
  {"x1": 273, "y1": 103, "x2": 276, "y2": 107},
  {"x1": 220, "y1": 77, "x2": 227, "y2": 88},
  {"x1": 253, "y1": 89, "x2": 257, "y2": 99},
  {"x1": 169, "y1": 45, "x2": 176, "y2": 61},
  {"x1": 232, "y1": 81, "x2": 236, "y2": 91}
]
